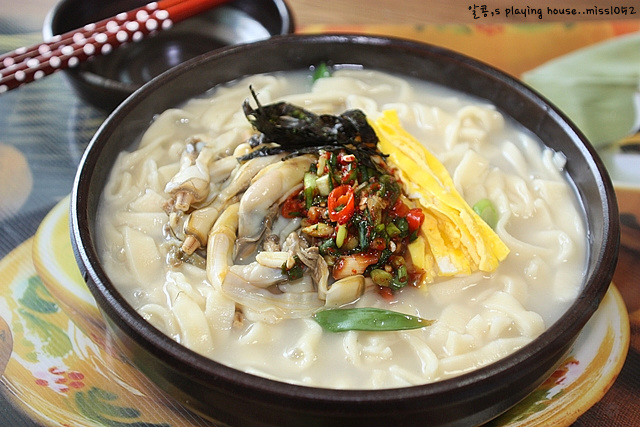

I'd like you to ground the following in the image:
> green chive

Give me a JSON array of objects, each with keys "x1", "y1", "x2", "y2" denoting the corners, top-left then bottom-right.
[{"x1": 313, "y1": 307, "x2": 434, "y2": 332}]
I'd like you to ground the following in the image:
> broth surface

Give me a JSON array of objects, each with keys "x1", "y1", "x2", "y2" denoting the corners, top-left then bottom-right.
[{"x1": 97, "y1": 69, "x2": 587, "y2": 388}]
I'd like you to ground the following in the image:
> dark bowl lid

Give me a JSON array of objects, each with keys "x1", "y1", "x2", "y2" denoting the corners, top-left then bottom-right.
[{"x1": 43, "y1": 0, "x2": 294, "y2": 110}]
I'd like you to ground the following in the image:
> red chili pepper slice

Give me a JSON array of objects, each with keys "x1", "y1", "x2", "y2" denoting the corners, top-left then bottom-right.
[
  {"x1": 390, "y1": 198, "x2": 409, "y2": 217},
  {"x1": 327, "y1": 185, "x2": 355, "y2": 224},
  {"x1": 406, "y1": 208, "x2": 425, "y2": 232}
]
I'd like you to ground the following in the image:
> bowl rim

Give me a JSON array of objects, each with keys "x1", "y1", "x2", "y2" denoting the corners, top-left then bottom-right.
[
  {"x1": 70, "y1": 33, "x2": 620, "y2": 409},
  {"x1": 41, "y1": 0, "x2": 296, "y2": 94}
]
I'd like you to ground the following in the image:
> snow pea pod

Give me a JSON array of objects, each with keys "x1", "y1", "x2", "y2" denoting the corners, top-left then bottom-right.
[{"x1": 313, "y1": 307, "x2": 434, "y2": 332}]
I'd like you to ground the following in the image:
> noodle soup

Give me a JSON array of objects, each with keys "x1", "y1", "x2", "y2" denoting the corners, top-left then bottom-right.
[{"x1": 96, "y1": 68, "x2": 586, "y2": 389}]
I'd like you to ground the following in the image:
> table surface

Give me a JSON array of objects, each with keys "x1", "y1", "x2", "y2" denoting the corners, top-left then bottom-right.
[{"x1": 0, "y1": 0, "x2": 638, "y2": 426}]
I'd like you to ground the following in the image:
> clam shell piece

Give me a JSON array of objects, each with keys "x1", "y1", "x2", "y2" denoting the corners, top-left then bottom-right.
[{"x1": 325, "y1": 275, "x2": 365, "y2": 307}]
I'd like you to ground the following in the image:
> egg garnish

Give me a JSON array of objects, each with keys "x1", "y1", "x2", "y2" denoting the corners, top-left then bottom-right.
[{"x1": 372, "y1": 110, "x2": 510, "y2": 284}]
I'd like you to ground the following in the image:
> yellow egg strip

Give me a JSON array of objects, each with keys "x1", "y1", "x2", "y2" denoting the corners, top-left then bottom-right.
[{"x1": 372, "y1": 110, "x2": 509, "y2": 282}]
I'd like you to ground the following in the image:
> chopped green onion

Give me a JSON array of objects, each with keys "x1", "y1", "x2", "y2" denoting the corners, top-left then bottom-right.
[
  {"x1": 385, "y1": 222, "x2": 401, "y2": 238},
  {"x1": 472, "y1": 198, "x2": 498, "y2": 229},
  {"x1": 391, "y1": 265, "x2": 408, "y2": 290},
  {"x1": 370, "y1": 269, "x2": 393, "y2": 287},
  {"x1": 318, "y1": 238, "x2": 336, "y2": 255},
  {"x1": 304, "y1": 171, "x2": 317, "y2": 188},
  {"x1": 328, "y1": 151, "x2": 338, "y2": 168},
  {"x1": 393, "y1": 217, "x2": 409, "y2": 236},
  {"x1": 313, "y1": 307, "x2": 434, "y2": 332},
  {"x1": 357, "y1": 219, "x2": 370, "y2": 249},
  {"x1": 343, "y1": 164, "x2": 357, "y2": 183},
  {"x1": 316, "y1": 174, "x2": 331, "y2": 196},
  {"x1": 312, "y1": 62, "x2": 332, "y2": 81},
  {"x1": 303, "y1": 172, "x2": 317, "y2": 209},
  {"x1": 336, "y1": 224, "x2": 348, "y2": 248},
  {"x1": 327, "y1": 152, "x2": 338, "y2": 189},
  {"x1": 377, "y1": 248, "x2": 392, "y2": 267},
  {"x1": 358, "y1": 165, "x2": 371, "y2": 182},
  {"x1": 316, "y1": 155, "x2": 326, "y2": 175},
  {"x1": 282, "y1": 255, "x2": 303, "y2": 281}
]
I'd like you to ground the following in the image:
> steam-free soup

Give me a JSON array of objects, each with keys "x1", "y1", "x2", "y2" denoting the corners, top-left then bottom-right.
[{"x1": 97, "y1": 69, "x2": 586, "y2": 389}]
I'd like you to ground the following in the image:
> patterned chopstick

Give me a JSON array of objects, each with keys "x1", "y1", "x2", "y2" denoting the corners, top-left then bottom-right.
[{"x1": 0, "y1": 0, "x2": 231, "y2": 94}]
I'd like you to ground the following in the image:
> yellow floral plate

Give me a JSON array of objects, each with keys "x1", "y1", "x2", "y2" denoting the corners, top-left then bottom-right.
[{"x1": 0, "y1": 197, "x2": 630, "y2": 427}]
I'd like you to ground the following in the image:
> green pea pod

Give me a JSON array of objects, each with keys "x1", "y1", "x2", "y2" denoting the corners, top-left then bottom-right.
[{"x1": 313, "y1": 307, "x2": 434, "y2": 332}]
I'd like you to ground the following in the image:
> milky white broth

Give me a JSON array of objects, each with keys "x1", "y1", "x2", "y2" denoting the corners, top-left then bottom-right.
[{"x1": 96, "y1": 69, "x2": 587, "y2": 389}]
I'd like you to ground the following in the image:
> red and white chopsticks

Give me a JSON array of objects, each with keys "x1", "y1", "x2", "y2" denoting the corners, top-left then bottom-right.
[{"x1": 0, "y1": 0, "x2": 231, "y2": 94}]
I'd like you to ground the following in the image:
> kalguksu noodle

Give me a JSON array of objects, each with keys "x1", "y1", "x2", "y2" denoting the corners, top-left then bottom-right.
[{"x1": 96, "y1": 68, "x2": 586, "y2": 389}]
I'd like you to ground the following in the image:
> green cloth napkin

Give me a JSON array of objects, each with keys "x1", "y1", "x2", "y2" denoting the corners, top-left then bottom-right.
[{"x1": 522, "y1": 32, "x2": 640, "y2": 147}]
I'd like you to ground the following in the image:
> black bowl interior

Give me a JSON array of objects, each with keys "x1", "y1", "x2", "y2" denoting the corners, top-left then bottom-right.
[
  {"x1": 71, "y1": 34, "x2": 619, "y2": 427},
  {"x1": 43, "y1": 0, "x2": 294, "y2": 110}
]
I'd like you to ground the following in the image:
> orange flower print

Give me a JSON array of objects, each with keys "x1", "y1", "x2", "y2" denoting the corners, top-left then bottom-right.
[{"x1": 33, "y1": 366, "x2": 86, "y2": 393}]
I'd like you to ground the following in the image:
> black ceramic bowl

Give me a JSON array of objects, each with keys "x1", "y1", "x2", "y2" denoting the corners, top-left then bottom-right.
[
  {"x1": 42, "y1": 0, "x2": 294, "y2": 111},
  {"x1": 70, "y1": 34, "x2": 619, "y2": 427}
]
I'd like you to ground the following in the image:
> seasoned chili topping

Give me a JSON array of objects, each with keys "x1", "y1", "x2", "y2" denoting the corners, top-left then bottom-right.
[{"x1": 281, "y1": 148, "x2": 426, "y2": 292}]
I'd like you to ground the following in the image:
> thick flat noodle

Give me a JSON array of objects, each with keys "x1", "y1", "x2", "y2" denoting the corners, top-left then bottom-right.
[{"x1": 96, "y1": 69, "x2": 586, "y2": 389}]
